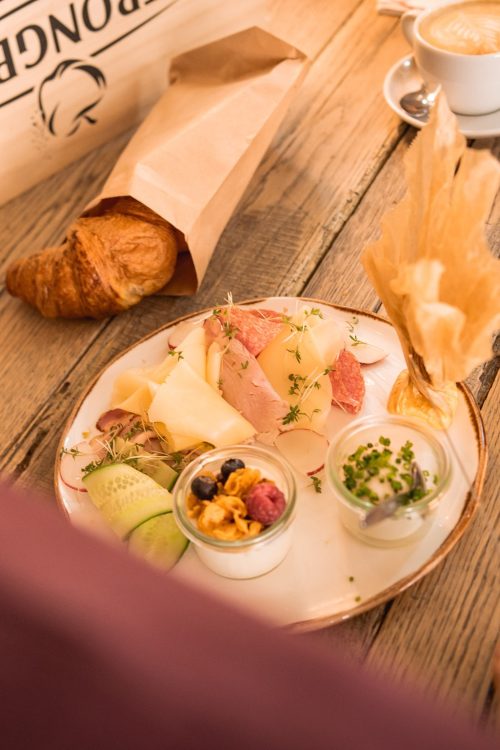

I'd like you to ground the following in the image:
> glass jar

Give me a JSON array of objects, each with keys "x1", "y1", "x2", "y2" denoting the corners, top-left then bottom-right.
[
  {"x1": 173, "y1": 445, "x2": 296, "y2": 579},
  {"x1": 326, "y1": 415, "x2": 451, "y2": 547}
]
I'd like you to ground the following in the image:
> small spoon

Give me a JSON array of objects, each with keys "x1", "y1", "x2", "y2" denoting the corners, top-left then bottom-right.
[
  {"x1": 360, "y1": 462, "x2": 426, "y2": 528},
  {"x1": 400, "y1": 85, "x2": 440, "y2": 121}
]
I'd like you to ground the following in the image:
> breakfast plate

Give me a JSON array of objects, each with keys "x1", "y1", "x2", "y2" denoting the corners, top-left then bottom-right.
[
  {"x1": 55, "y1": 297, "x2": 486, "y2": 631},
  {"x1": 383, "y1": 54, "x2": 500, "y2": 139}
]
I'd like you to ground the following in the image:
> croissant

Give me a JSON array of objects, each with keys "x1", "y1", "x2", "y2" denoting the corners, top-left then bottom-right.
[{"x1": 6, "y1": 197, "x2": 179, "y2": 319}]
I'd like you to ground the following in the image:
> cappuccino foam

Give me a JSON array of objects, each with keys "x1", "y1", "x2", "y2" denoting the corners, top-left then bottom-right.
[{"x1": 420, "y1": 2, "x2": 500, "y2": 55}]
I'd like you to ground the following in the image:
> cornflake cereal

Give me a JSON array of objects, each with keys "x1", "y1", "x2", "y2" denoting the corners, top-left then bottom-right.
[{"x1": 187, "y1": 465, "x2": 280, "y2": 541}]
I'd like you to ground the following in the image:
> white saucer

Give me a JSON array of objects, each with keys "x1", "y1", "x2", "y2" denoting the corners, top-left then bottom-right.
[{"x1": 383, "y1": 54, "x2": 500, "y2": 139}]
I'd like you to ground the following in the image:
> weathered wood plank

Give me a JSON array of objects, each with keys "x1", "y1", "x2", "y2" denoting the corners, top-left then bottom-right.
[
  {"x1": 302, "y1": 129, "x2": 413, "y2": 307},
  {"x1": 266, "y1": 0, "x2": 366, "y2": 59}
]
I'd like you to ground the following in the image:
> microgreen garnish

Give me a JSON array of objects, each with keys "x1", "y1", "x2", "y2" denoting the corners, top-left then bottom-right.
[
  {"x1": 122, "y1": 421, "x2": 144, "y2": 440},
  {"x1": 222, "y1": 321, "x2": 239, "y2": 340},
  {"x1": 288, "y1": 373, "x2": 307, "y2": 396},
  {"x1": 168, "y1": 349, "x2": 184, "y2": 360},
  {"x1": 282, "y1": 404, "x2": 307, "y2": 425},
  {"x1": 61, "y1": 446, "x2": 83, "y2": 457},
  {"x1": 310, "y1": 475, "x2": 322, "y2": 493},
  {"x1": 341, "y1": 436, "x2": 433, "y2": 505},
  {"x1": 286, "y1": 346, "x2": 302, "y2": 364},
  {"x1": 309, "y1": 308, "x2": 323, "y2": 318},
  {"x1": 349, "y1": 334, "x2": 368, "y2": 347},
  {"x1": 75, "y1": 417, "x2": 212, "y2": 481}
]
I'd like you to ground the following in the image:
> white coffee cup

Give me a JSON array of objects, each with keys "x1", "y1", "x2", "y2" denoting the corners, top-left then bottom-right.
[{"x1": 401, "y1": 2, "x2": 500, "y2": 116}]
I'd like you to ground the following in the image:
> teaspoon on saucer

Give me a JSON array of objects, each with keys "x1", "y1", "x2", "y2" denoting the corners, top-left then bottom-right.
[{"x1": 400, "y1": 84, "x2": 440, "y2": 121}]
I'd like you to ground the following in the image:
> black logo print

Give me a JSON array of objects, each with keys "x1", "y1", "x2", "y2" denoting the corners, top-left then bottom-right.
[{"x1": 38, "y1": 60, "x2": 106, "y2": 137}]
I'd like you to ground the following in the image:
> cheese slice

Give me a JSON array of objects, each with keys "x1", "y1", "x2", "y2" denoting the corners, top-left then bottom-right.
[
  {"x1": 116, "y1": 384, "x2": 155, "y2": 416},
  {"x1": 112, "y1": 326, "x2": 207, "y2": 410},
  {"x1": 307, "y1": 318, "x2": 344, "y2": 367},
  {"x1": 111, "y1": 369, "x2": 157, "y2": 407},
  {"x1": 257, "y1": 309, "x2": 336, "y2": 431},
  {"x1": 206, "y1": 341, "x2": 223, "y2": 393},
  {"x1": 151, "y1": 327, "x2": 207, "y2": 383},
  {"x1": 148, "y1": 360, "x2": 255, "y2": 449}
]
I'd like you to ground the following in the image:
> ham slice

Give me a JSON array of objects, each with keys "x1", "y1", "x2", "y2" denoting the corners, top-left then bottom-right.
[
  {"x1": 329, "y1": 350, "x2": 365, "y2": 414},
  {"x1": 215, "y1": 307, "x2": 284, "y2": 356},
  {"x1": 205, "y1": 316, "x2": 289, "y2": 439}
]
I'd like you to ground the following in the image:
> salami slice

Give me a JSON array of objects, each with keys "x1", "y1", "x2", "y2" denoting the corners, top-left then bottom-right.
[
  {"x1": 216, "y1": 307, "x2": 284, "y2": 356},
  {"x1": 329, "y1": 349, "x2": 365, "y2": 414}
]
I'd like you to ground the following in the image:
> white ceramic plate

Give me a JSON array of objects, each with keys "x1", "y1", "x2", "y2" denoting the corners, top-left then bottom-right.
[
  {"x1": 55, "y1": 298, "x2": 486, "y2": 631},
  {"x1": 383, "y1": 54, "x2": 500, "y2": 139}
]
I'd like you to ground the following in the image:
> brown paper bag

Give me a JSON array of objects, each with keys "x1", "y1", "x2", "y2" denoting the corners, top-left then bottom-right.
[{"x1": 86, "y1": 27, "x2": 308, "y2": 294}]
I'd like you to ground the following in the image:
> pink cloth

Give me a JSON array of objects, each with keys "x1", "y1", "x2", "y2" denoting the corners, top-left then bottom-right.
[{"x1": 0, "y1": 481, "x2": 496, "y2": 749}]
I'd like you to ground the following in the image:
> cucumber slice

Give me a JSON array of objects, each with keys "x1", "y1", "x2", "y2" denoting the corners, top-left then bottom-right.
[
  {"x1": 83, "y1": 463, "x2": 173, "y2": 540},
  {"x1": 128, "y1": 513, "x2": 188, "y2": 570},
  {"x1": 139, "y1": 458, "x2": 178, "y2": 490}
]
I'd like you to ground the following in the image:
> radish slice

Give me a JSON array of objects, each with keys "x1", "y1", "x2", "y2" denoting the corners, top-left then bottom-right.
[
  {"x1": 344, "y1": 340, "x2": 388, "y2": 365},
  {"x1": 168, "y1": 319, "x2": 202, "y2": 350},
  {"x1": 274, "y1": 429, "x2": 329, "y2": 476},
  {"x1": 60, "y1": 441, "x2": 104, "y2": 492}
]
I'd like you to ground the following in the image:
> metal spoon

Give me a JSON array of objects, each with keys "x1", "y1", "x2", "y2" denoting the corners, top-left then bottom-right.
[
  {"x1": 400, "y1": 85, "x2": 440, "y2": 121},
  {"x1": 360, "y1": 462, "x2": 426, "y2": 528}
]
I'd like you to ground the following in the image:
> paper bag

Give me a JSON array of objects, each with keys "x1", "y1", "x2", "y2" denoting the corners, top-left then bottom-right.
[{"x1": 86, "y1": 27, "x2": 308, "y2": 294}]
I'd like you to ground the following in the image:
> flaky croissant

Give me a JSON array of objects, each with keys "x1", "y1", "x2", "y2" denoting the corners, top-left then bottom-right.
[{"x1": 6, "y1": 197, "x2": 179, "y2": 318}]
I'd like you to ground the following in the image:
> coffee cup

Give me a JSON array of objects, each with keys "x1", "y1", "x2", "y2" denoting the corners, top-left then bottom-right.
[{"x1": 401, "y1": 1, "x2": 500, "y2": 115}]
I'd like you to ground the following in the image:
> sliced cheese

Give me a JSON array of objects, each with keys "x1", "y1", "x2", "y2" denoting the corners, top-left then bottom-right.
[
  {"x1": 169, "y1": 431, "x2": 200, "y2": 451},
  {"x1": 151, "y1": 422, "x2": 199, "y2": 452},
  {"x1": 148, "y1": 360, "x2": 255, "y2": 449},
  {"x1": 307, "y1": 318, "x2": 344, "y2": 367},
  {"x1": 206, "y1": 341, "x2": 223, "y2": 393},
  {"x1": 151, "y1": 327, "x2": 207, "y2": 383},
  {"x1": 257, "y1": 308, "x2": 335, "y2": 431},
  {"x1": 111, "y1": 369, "x2": 155, "y2": 407},
  {"x1": 116, "y1": 384, "x2": 155, "y2": 416}
]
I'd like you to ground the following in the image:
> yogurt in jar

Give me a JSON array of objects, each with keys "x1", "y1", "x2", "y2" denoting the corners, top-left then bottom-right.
[
  {"x1": 327, "y1": 416, "x2": 451, "y2": 547},
  {"x1": 173, "y1": 445, "x2": 297, "y2": 578}
]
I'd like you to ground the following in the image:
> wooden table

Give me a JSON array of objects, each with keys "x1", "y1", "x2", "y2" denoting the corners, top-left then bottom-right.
[{"x1": 1, "y1": 0, "x2": 498, "y2": 733}]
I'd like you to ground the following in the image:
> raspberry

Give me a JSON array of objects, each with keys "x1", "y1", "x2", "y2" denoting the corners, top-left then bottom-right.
[{"x1": 245, "y1": 482, "x2": 286, "y2": 526}]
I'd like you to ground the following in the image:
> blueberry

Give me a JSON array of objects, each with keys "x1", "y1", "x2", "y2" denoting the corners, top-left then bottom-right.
[
  {"x1": 220, "y1": 458, "x2": 245, "y2": 482},
  {"x1": 191, "y1": 475, "x2": 218, "y2": 500}
]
